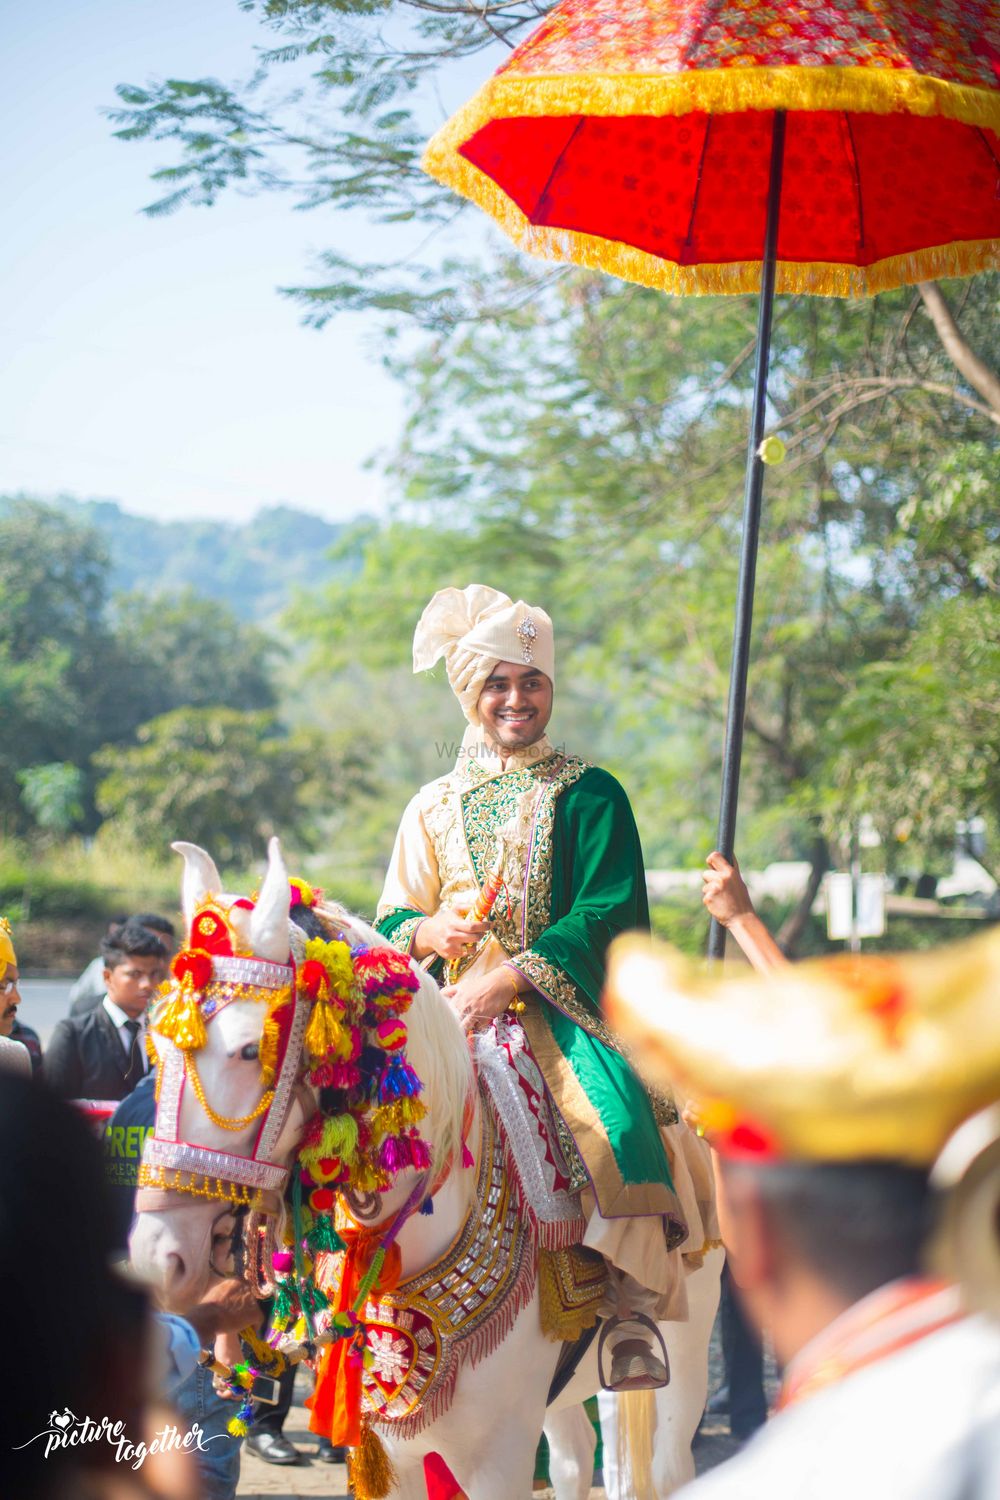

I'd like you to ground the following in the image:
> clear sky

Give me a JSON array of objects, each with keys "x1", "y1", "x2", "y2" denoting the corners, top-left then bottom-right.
[{"x1": 1, "y1": 0, "x2": 488, "y2": 525}]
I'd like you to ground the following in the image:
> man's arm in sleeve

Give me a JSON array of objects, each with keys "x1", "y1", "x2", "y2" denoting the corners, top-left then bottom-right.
[
  {"x1": 510, "y1": 769, "x2": 647, "y2": 1008},
  {"x1": 42, "y1": 1018, "x2": 84, "y2": 1099},
  {"x1": 375, "y1": 792, "x2": 441, "y2": 955}
]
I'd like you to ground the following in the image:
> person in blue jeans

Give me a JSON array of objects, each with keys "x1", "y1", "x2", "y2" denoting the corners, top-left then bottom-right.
[
  {"x1": 161, "y1": 1308, "x2": 251, "y2": 1500},
  {"x1": 108, "y1": 1076, "x2": 256, "y2": 1499}
]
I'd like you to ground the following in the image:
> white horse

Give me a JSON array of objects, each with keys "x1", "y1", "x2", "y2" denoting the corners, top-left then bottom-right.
[{"x1": 130, "y1": 839, "x2": 718, "y2": 1498}]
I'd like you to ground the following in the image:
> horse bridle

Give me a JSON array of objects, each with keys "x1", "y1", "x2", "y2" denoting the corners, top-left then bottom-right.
[{"x1": 136, "y1": 954, "x2": 309, "y2": 1215}]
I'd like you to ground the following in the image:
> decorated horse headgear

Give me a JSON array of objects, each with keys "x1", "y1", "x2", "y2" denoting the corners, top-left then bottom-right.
[
  {"x1": 140, "y1": 838, "x2": 428, "y2": 1201},
  {"x1": 139, "y1": 842, "x2": 428, "y2": 1345}
]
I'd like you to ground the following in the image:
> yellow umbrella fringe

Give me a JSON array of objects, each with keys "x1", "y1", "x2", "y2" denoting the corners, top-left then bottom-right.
[
  {"x1": 425, "y1": 66, "x2": 1000, "y2": 165},
  {"x1": 422, "y1": 139, "x2": 1000, "y2": 296}
]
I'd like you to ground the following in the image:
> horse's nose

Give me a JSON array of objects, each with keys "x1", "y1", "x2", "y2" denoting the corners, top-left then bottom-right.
[
  {"x1": 162, "y1": 1251, "x2": 188, "y2": 1298},
  {"x1": 129, "y1": 1215, "x2": 209, "y2": 1314}
]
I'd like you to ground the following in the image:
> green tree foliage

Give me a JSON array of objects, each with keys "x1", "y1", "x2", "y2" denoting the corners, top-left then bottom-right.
[
  {"x1": 17, "y1": 764, "x2": 86, "y2": 836},
  {"x1": 0, "y1": 499, "x2": 313, "y2": 845},
  {"x1": 112, "y1": 591, "x2": 276, "y2": 720},
  {"x1": 830, "y1": 595, "x2": 1000, "y2": 879},
  {"x1": 95, "y1": 707, "x2": 318, "y2": 863},
  {"x1": 0, "y1": 496, "x2": 352, "y2": 623},
  {"x1": 0, "y1": 500, "x2": 118, "y2": 830}
]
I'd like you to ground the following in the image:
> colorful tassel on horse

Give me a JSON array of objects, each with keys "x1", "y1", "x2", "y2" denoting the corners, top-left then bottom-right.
[
  {"x1": 299, "y1": 1112, "x2": 359, "y2": 1180},
  {"x1": 158, "y1": 950, "x2": 212, "y2": 1051},
  {"x1": 378, "y1": 1135, "x2": 412, "y2": 1174},
  {"x1": 309, "y1": 1052, "x2": 363, "y2": 1089},
  {"x1": 227, "y1": 1392, "x2": 255, "y2": 1438},
  {"x1": 304, "y1": 992, "x2": 348, "y2": 1063},
  {"x1": 371, "y1": 1097, "x2": 426, "y2": 1141},
  {"x1": 377, "y1": 1056, "x2": 422, "y2": 1104},
  {"x1": 299, "y1": 1277, "x2": 331, "y2": 1324},
  {"x1": 259, "y1": 988, "x2": 292, "y2": 1085},
  {"x1": 306, "y1": 1213, "x2": 346, "y2": 1256},
  {"x1": 304, "y1": 936, "x2": 355, "y2": 996},
  {"x1": 156, "y1": 985, "x2": 207, "y2": 1052},
  {"x1": 408, "y1": 1132, "x2": 432, "y2": 1172},
  {"x1": 348, "y1": 1422, "x2": 396, "y2": 1500},
  {"x1": 269, "y1": 1277, "x2": 298, "y2": 1335},
  {"x1": 351, "y1": 1156, "x2": 389, "y2": 1194}
]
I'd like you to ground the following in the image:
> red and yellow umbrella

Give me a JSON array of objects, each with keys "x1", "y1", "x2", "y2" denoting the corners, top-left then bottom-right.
[
  {"x1": 424, "y1": 0, "x2": 1000, "y2": 956},
  {"x1": 425, "y1": 0, "x2": 1000, "y2": 295}
]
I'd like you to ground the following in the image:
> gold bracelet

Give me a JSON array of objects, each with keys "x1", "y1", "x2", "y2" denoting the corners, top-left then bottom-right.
[{"x1": 506, "y1": 969, "x2": 526, "y2": 1014}]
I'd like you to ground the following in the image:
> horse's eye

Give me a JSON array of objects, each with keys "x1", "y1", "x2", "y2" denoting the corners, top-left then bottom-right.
[{"x1": 240, "y1": 1043, "x2": 259, "y2": 1061}]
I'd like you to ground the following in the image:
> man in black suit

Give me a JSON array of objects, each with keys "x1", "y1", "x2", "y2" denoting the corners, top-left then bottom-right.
[{"x1": 44, "y1": 920, "x2": 168, "y2": 1102}]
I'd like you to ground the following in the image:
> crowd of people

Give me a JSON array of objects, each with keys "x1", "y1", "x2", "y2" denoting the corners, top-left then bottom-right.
[{"x1": 1, "y1": 580, "x2": 997, "y2": 1500}]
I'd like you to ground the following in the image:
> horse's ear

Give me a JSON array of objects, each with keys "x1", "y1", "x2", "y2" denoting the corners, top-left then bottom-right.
[
  {"x1": 250, "y1": 837, "x2": 291, "y2": 963},
  {"x1": 171, "y1": 842, "x2": 223, "y2": 927}
]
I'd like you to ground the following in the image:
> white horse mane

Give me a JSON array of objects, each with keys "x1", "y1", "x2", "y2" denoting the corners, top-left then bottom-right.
[{"x1": 314, "y1": 901, "x2": 475, "y2": 1199}]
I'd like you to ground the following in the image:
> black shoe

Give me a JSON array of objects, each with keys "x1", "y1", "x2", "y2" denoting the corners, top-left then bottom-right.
[
  {"x1": 316, "y1": 1437, "x2": 345, "y2": 1463},
  {"x1": 731, "y1": 1413, "x2": 767, "y2": 1443},
  {"x1": 245, "y1": 1430, "x2": 300, "y2": 1466}
]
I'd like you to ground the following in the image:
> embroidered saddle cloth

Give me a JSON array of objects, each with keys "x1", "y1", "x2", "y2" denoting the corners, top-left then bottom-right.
[
  {"x1": 356, "y1": 1103, "x2": 536, "y2": 1436},
  {"x1": 474, "y1": 1013, "x2": 587, "y2": 1252}
]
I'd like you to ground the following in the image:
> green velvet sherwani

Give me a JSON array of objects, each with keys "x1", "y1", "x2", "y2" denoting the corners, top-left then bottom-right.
[{"x1": 376, "y1": 739, "x2": 680, "y2": 1224}]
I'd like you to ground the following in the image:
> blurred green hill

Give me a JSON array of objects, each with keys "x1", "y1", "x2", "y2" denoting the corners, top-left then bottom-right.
[{"x1": 0, "y1": 493, "x2": 364, "y2": 622}]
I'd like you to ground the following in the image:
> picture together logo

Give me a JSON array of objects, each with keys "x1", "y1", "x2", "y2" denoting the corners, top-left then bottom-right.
[{"x1": 13, "y1": 1408, "x2": 223, "y2": 1470}]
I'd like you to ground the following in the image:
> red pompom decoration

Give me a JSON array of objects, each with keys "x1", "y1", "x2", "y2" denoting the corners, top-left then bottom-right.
[
  {"x1": 375, "y1": 1019, "x2": 407, "y2": 1052},
  {"x1": 310, "y1": 1156, "x2": 344, "y2": 1185},
  {"x1": 299, "y1": 958, "x2": 331, "y2": 1001},
  {"x1": 171, "y1": 949, "x2": 213, "y2": 990},
  {"x1": 310, "y1": 1188, "x2": 335, "y2": 1213}
]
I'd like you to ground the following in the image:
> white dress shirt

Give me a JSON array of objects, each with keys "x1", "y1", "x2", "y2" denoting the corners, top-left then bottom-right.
[
  {"x1": 102, "y1": 995, "x2": 150, "y2": 1074},
  {"x1": 676, "y1": 1314, "x2": 1000, "y2": 1500}
]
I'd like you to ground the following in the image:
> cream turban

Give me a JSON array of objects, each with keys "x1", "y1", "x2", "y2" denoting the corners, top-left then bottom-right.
[{"x1": 412, "y1": 585, "x2": 555, "y2": 725}]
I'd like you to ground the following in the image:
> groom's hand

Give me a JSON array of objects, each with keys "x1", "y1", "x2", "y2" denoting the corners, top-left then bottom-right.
[
  {"x1": 442, "y1": 967, "x2": 520, "y2": 1033},
  {"x1": 413, "y1": 909, "x2": 490, "y2": 961}
]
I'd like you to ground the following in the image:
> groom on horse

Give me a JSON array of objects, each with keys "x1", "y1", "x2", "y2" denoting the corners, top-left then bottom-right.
[{"x1": 376, "y1": 583, "x2": 706, "y2": 1389}]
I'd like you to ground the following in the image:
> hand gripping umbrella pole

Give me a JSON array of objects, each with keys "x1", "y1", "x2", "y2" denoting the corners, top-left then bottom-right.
[{"x1": 707, "y1": 110, "x2": 786, "y2": 963}]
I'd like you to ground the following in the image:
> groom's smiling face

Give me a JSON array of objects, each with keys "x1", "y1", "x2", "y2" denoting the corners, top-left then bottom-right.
[{"x1": 477, "y1": 662, "x2": 553, "y2": 751}]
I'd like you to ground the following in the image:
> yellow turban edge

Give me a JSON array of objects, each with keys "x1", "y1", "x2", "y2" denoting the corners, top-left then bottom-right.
[
  {"x1": 605, "y1": 926, "x2": 1000, "y2": 1168},
  {"x1": 0, "y1": 918, "x2": 16, "y2": 970}
]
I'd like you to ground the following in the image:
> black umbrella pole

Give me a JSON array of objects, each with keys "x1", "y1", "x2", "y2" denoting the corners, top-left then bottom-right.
[{"x1": 707, "y1": 110, "x2": 787, "y2": 963}]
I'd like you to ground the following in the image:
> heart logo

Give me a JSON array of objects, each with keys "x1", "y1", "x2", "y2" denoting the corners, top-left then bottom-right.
[{"x1": 52, "y1": 1410, "x2": 74, "y2": 1430}]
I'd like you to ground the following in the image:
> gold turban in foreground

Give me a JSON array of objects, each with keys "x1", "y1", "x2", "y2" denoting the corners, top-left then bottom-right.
[{"x1": 604, "y1": 928, "x2": 1000, "y2": 1167}]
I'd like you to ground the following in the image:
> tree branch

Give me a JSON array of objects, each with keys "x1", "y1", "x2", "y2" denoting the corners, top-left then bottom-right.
[
  {"x1": 776, "y1": 832, "x2": 829, "y2": 958},
  {"x1": 918, "y1": 281, "x2": 1000, "y2": 419}
]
